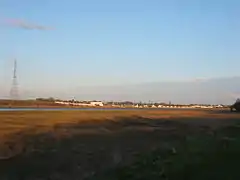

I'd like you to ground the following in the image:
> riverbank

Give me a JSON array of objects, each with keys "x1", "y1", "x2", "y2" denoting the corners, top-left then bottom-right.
[
  {"x1": 0, "y1": 99, "x2": 111, "y2": 109},
  {"x1": 0, "y1": 99, "x2": 62, "y2": 108},
  {"x1": 0, "y1": 109, "x2": 240, "y2": 179}
]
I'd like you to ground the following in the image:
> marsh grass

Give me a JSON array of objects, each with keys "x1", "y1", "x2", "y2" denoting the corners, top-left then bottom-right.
[{"x1": 0, "y1": 109, "x2": 240, "y2": 179}]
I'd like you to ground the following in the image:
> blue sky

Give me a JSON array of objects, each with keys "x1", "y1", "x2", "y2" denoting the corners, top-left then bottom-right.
[{"x1": 0, "y1": 0, "x2": 240, "y2": 100}]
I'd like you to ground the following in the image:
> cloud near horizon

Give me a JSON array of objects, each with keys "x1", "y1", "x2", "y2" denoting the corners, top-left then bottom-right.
[{"x1": 1, "y1": 18, "x2": 54, "y2": 30}]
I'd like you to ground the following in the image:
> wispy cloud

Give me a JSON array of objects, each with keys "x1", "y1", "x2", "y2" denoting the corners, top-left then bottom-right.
[{"x1": 1, "y1": 18, "x2": 54, "y2": 30}]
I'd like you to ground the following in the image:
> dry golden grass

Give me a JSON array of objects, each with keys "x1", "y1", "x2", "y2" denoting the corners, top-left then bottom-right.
[
  {"x1": 0, "y1": 109, "x2": 240, "y2": 179},
  {"x1": 0, "y1": 109, "x2": 237, "y2": 138}
]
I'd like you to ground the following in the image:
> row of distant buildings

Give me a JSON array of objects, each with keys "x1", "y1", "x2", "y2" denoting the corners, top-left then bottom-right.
[
  {"x1": 113, "y1": 104, "x2": 225, "y2": 109},
  {"x1": 54, "y1": 100, "x2": 226, "y2": 109},
  {"x1": 55, "y1": 101, "x2": 104, "y2": 107},
  {"x1": 132, "y1": 104, "x2": 225, "y2": 109}
]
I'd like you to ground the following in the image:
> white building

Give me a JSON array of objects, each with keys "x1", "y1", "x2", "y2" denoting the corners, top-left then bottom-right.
[{"x1": 90, "y1": 101, "x2": 104, "y2": 106}]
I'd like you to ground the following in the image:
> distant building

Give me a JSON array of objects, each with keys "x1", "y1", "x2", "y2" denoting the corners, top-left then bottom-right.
[
  {"x1": 90, "y1": 101, "x2": 104, "y2": 106},
  {"x1": 55, "y1": 100, "x2": 104, "y2": 107}
]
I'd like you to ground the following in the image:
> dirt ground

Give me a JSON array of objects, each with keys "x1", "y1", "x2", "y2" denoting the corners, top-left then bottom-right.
[{"x1": 0, "y1": 109, "x2": 239, "y2": 180}]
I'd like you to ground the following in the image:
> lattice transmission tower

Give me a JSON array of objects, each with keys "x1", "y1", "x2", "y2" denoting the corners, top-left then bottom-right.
[{"x1": 10, "y1": 59, "x2": 19, "y2": 100}]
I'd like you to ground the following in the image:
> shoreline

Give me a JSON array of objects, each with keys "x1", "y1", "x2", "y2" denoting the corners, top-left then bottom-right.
[{"x1": 0, "y1": 105, "x2": 229, "y2": 111}]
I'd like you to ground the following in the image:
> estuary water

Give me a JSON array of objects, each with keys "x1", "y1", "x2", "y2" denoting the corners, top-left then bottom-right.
[{"x1": 0, "y1": 107, "x2": 199, "y2": 112}]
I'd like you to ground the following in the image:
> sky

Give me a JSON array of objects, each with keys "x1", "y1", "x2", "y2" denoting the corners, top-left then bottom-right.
[{"x1": 0, "y1": 0, "x2": 240, "y2": 101}]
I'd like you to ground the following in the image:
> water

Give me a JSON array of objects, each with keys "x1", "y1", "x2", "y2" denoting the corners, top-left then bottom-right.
[
  {"x1": 0, "y1": 107, "x2": 157, "y2": 111},
  {"x1": 0, "y1": 107, "x2": 117, "y2": 111},
  {"x1": 0, "y1": 107, "x2": 199, "y2": 112}
]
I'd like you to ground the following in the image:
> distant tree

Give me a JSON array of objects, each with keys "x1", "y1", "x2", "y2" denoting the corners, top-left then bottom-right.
[
  {"x1": 36, "y1": 97, "x2": 55, "y2": 102},
  {"x1": 123, "y1": 101, "x2": 133, "y2": 105},
  {"x1": 48, "y1": 97, "x2": 55, "y2": 102}
]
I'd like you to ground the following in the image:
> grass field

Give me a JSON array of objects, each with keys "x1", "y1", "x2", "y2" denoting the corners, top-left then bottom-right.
[{"x1": 0, "y1": 109, "x2": 240, "y2": 180}]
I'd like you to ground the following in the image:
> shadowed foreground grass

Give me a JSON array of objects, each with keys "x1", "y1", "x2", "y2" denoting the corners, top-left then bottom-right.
[
  {"x1": 0, "y1": 109, "x2": 240, "y2": 180},
  {"x1": 94, "y1": 127, "x2": 240, "y2": 180}
]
